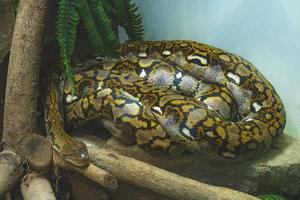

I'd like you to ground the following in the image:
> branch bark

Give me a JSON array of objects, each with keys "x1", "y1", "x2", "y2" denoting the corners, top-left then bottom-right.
[
  {"x1": 87, "y1": 146, "x2": 259, "y2": 200},
  {"x1": 2, "y1": 0, "x2": 48, "y2": 155},
  {"x1": 1, "y1": 0, "x2": 52, "y2": 197},
  {"x1": 21, "y1": 172, "x2": 56, "y2": 200},
  {"x1": 0, "y1": 150, "x2": 24, "y2": 198},
  {"x1": 53, "y1": 151, "x2": 118, "y2": 190},
  {"x1": 23, "y1": 134, "x2": 53, "y2": 172}
]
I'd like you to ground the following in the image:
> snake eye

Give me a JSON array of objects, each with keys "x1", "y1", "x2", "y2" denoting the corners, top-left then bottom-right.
[
  {"x1": 80, "y1": 153, "x2": 89, "y2": 160},
  {"x1": 80, "y1": 153, "x2": 88, "y2": 160},
  {"x1": 79, "y1": 149, "x2": 89, "y2": 162}
]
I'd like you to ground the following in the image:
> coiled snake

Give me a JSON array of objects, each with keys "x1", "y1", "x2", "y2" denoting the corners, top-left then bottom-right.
[{"x1": 45, "y1": 40, "x2": 286, "y2": 166}]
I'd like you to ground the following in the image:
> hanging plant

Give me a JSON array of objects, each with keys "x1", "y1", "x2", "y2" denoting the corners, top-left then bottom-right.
[{"x1": 56, "y1": 0, "x2": 143, "y2": 94}]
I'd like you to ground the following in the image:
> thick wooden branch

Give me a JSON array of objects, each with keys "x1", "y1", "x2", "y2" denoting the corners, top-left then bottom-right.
[
  {"x1": 23, "y1": 134, "x2": 53, "y2": 172},
  {"x1": 21, "y1": 172, "x2": 56, "y2": 200},
  {"x1": 53, "y1": 151, "x2": 118, "y2": 190},
  {"x1": 1, "y1": 0, "x2": 53, "y2": 198},
  {"x1": 73, "y1": 133, "x2": 300, "y2": 199},
  {"x1": 0, "y1": 150, "x2": 24, "y2": 198},
  {"x1": 2, "y1": 0, "x2": 48, "y2": 154},
  {"x1": 87, "y1": 146, "x2": 258, "y2": 200}
]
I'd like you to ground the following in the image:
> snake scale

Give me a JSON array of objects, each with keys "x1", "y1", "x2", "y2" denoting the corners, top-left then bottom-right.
[{"x1": 45, "y1": 40, "x2": 286, "y2": 166}]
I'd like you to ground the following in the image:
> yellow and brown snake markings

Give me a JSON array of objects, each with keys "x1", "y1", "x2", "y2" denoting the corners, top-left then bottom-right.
[
  {"x1": 46, "y1": 40, "x2": 286, "y2": 165},
  {"x1": 45, "y1": 80, "x2": 89, "y2": 166}
]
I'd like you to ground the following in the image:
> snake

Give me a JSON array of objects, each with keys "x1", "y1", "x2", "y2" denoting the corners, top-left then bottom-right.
[
  {"x1": 45, "y1": 78, "x2": 89, "y2": 166},
  {"x1": 45, "y1": 40, "x2": 286, "y2": 166}
]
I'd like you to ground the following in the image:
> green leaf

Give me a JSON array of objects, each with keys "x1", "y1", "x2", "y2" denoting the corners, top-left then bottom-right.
[
  {"x1": 111, "y1": 0, "x2": 144, "y2": 41},
  {"x1": 257, "y1": 194, "x2": 286, "y2": 200},
  {"x1": 56, "y1": 0, "x2": 80, "y2": 94},
  {"x1": 101, "y1": 0, "x2": 117, "y2": 16},
  {"x1": 76, "y1": 0, "x2": 120, "y2": 57},
  {"x1": 76, "y1": 0, "x2": 106, "y2": 55},
  {"x1": 56, "y1": 0, "x2": 79, "y2": 60},
  {"x1": 88, "y1": 0, "x2": 120, "y2": 55},
  {"x1": 55, "y1": 0, "x2": 144, "y2": 92}
]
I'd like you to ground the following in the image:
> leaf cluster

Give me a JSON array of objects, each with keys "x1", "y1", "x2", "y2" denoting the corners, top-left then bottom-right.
[
  {"x1": 56, "y1": 0, "x2": 144, "y2": 93},
  {"x1": 257, "y1": 194, "x2": 286, "y2": 200}
]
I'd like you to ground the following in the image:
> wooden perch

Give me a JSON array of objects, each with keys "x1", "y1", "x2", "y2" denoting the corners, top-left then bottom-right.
[
  {"x1": 0, "y1": 150, "x2": 24, "y2": 198},
  {"x1": 2, "y1": 0, "x2": 48, "y2": 154},
  {"x1": 21, "y1": 172, "x2": 56, "y2": 200},
  {"x1": 74, "y1": 131, "x2": 300, "y2": 198},
  {"x1": 53, "y1": 151, "x2": 118, "y2": 190},
  {"x1": 87, "y1": 146, "x2": 259, "y2": 200},
  {"x1": 23, "y1": 134, "x2": 53, "y2": 172}
]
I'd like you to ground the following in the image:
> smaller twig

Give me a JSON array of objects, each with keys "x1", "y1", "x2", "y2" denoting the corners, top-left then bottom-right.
[
  {"x1": 21, "y1": 172, "x2": 56, "y2": 200},
  {"x1": 53, "y1": 151, "x2": 118, "y2": 190}
]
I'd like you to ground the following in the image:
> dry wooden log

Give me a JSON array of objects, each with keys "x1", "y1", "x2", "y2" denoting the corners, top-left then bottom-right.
[
  {"x1": 2, "y1": 0, "x2": 48, "y2": 155},
  {"x1": 21, "y1": 172, "x2": 56, "y2": 200},
  {"x1": 53, "y1": 151, "x2": 118, "y2": 190},
  {"x1": 75, "y1": 132, "x2": 300, "y2": 198},
  {"x1": 23, "y1": 133, "x2": 53, "y2": 172},
  {"x1": 0, "y1": 150, "x2": 24, "y2": 198},
  {"x1": 87, "y1": 146, "x2": 259, "y2": 200},
  {"x1": 1, "y1": 1, "x2": 57, "y2": 198}
]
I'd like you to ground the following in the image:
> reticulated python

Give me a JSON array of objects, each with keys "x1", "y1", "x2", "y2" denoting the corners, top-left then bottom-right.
[{"x1": 46, "y1": 40, "x2": 286, "y2": 166}]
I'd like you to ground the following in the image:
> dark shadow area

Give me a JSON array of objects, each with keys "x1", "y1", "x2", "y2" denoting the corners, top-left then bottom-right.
[{"x1": 0, "y1": 53, "x2": 9, "y2": 140}]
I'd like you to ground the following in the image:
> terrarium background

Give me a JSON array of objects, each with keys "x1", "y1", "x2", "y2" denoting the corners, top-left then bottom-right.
[{"x1": 123, "y1": 0, "x2": 300, "y2": 137}]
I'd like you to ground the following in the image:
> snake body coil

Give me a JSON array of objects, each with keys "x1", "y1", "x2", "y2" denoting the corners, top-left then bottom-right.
[{"x1": 46, "y1": 40, "x2": 286, "y2": 165}]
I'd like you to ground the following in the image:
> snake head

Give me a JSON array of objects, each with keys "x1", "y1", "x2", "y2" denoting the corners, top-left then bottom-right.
[{"x1": 60, "y1": 139, "x2": 89, "y2": 167}]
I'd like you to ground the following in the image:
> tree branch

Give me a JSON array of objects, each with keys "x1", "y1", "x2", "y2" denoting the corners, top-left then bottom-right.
[
  {"x1": 0, "y1": 150, "x2": 24, "y2": 198},
  {"x1": 73, "y1": 134, "x2": 259, "y2": 200},
  {"x1": 1, "y1": 0, "x2": 53, "y2": 198},
  {"x1": 21, "y1": 172, "x2": 56, "y2": 200},
  {"x1": 53, "y1": 151, "x2": 118, "y2": 190},
  {"x1": 2, "y1": 0, "x2": 48, "y2": 154}
]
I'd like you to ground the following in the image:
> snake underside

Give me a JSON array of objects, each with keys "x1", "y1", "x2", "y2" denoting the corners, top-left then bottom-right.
[{"x1": 46, "y1": 40, "x2": 286, "y2": 165}]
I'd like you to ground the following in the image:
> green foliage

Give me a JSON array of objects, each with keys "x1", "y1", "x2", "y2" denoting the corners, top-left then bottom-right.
[
  {"x1": 76, "y1": 0, "x2": 120, "y2": 56},
  {"x1": 257, "y1": 194, "x2": 286, "y2": 200},
  {"x1": 56, "y1": 0, "x2": 80, "y2": 94},
  {"x1": 55, "y1": 0, "x2": 143, "y2": 94},
  {"x1": 111, "y1": 0, "x2": 144, "y2": 41},
  {"x1": 76, "y1": 0, "x2": 105, "y2": 55}
]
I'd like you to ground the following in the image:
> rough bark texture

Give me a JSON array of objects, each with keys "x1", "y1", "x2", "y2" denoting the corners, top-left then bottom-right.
[
  {"x1": 68, "y1": 133, "x2": 259, "y2": 200},
  {"x1": 73, "y1": 133, "x2": 300, "y2": 199},
  {"x1": 0, "y1": 150, "x2": 24, "y2": 198},
  {"x1": 2, "y1": 0, "x2": 48, "y2": 156},
  {"x1": 23, "y1": 134, "x2": 52, "y2": 172},
  {"x1": 53, "y1": 151, "x2": 118, "y2": 190},
  {"x1": 1, "y1": 1, "x2": 52, "y2": 198},
  {"x1": 21, "y1": 172, "x2": 56, "y2": 200},
  {"x1": 88, "y1": 147, "x2": 258, "y2": 200}
]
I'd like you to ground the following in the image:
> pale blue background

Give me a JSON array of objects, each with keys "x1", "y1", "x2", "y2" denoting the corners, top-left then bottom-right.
[{"x1": 127, "y1": 0, "x2": 300, "y2": 137}]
